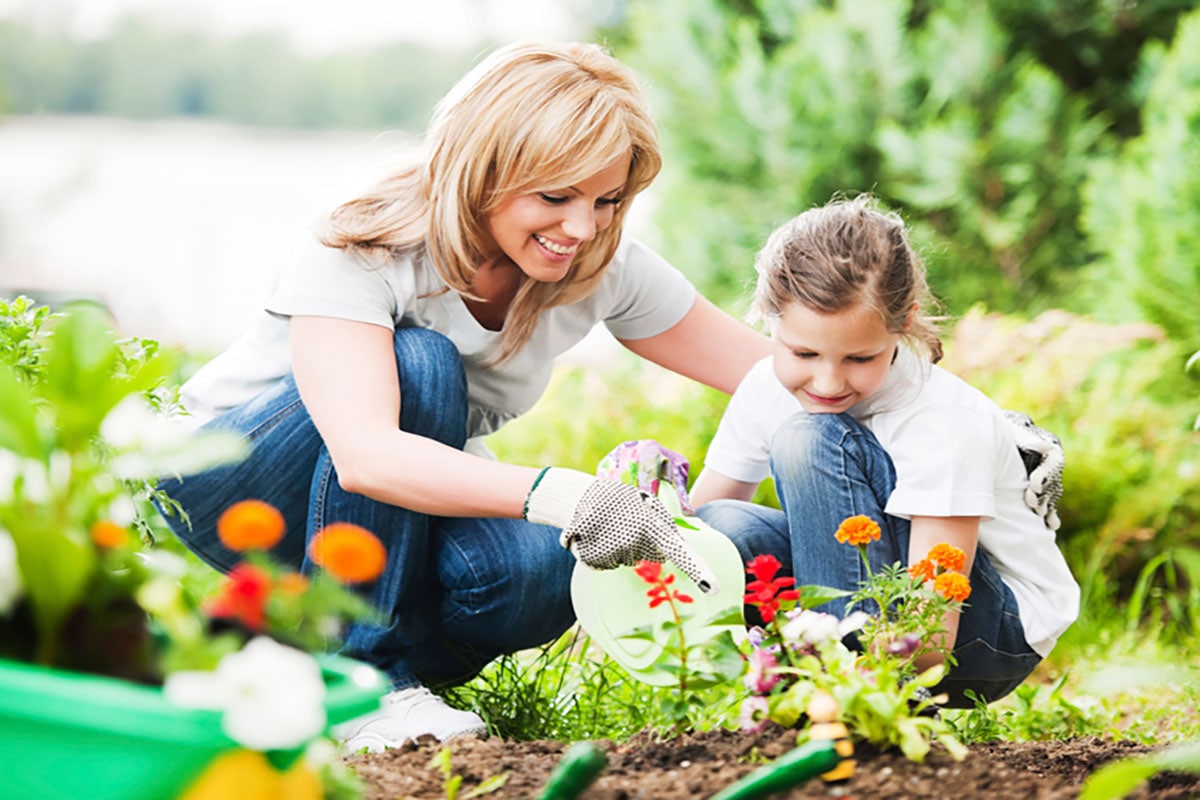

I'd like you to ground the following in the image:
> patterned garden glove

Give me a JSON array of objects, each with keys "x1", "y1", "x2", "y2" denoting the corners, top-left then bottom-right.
[
  {"x1": 524, "y1": 467, "x2": 719, "y2": 594},
  {"x1": 1002, "y1": 410, "x2": 1064, "y2": 532},
  {"x1": 595, "y1": 439, "x2": 694, "y2": 515}
]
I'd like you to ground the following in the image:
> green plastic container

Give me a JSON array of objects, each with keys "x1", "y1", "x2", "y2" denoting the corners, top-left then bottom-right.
[{"x1": 0, "y1": 654, "x2": 387, "y2": 800}]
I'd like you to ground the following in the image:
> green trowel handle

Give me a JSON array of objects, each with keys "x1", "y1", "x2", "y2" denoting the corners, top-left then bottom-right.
[
  {"x1": 537, "y1": 741, "x2": 608, "y2": 800},
  {"x1": 708, "y1": 739, "x2": 841, "y2": 800}
]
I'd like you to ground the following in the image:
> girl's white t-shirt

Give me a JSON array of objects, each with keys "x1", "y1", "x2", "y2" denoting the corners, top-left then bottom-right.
[
  {"x1": 180, "y1": 236, "x2": 696, "y2": 452},
  {"x1": 704, "y1": 348, "x2": 1080, "y2": 657}
]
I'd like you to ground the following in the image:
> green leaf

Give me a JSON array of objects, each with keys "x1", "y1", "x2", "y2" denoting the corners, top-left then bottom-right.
[
  {"x1": 796, "y1": 584, "x2": 852, "y2": 610},
  {"x1": 704, "y1": 606, "x2": 746, "y2": 627},
  {"x1": 1078, "y1": 757, "x2": 1162, "y2": 800},
  {"x1": 464, "y1": 773, "x2": 509, "y2": 798},
  {"x1": 674, "y1": 516, "x2": 699, "y2": 531},
  {"x1": 7, "y1": 521, "x2": 96, "y2": 661},
  {"x1": 0, "y1": 363, "x2": 48, "y2": 458}
]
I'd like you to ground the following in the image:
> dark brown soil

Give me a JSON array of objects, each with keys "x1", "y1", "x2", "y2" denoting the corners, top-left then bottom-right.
[{"x1": 346, "y1": 726, "x2": 1200, "y2": 799}]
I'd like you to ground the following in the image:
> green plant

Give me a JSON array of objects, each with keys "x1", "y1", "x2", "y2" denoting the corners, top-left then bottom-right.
[
  {"x1": 1077, "y1": 664, "x2": 1200, "y2": 799},
  {"x1": 428, "y1": 747, "x2": 509, "y2": 800},
  {"x1": 739, "y1": 519, "x2": 970, "y2": 763},
  {"x1": 1082, "y1": 8, "x2": 1200, "y2": 352},
  {"x1": 0, "y1": 300, "x2": 392, "y2": 797},
  {"x1": 949, "y1": 675, "x2": 1108, "y2": 744},
  {"x1": 619, "y1": 559, "x2": 744, "y2": 732}
]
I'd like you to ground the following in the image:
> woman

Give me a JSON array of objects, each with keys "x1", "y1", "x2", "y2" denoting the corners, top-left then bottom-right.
[{"x1": 161, "y1": 40, "x2": 770, "y2": 751}]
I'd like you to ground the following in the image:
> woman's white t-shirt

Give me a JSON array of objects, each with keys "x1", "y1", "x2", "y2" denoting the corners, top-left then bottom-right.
[
  {"x1": 703, "y1": 348, "x2": 1080, "y2": 657},
  {"x1": 180, "y1": 236, "x2": 696, "y2": 452}
]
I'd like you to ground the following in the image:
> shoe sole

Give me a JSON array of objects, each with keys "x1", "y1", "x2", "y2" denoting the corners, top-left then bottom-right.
[{"x1": 341, "y1": 723, "x2": 488, "y2": 754}]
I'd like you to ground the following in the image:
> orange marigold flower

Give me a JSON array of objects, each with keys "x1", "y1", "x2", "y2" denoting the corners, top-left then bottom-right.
[
  {"x1": 90, "y1": 520, "x2": 129, "y2": 549},
  {"x1": 309, "y1": 523, "x2": 387, "y2": 583},
  {"x1": 278, "y1": 573, "x2": 310, "y2": 596},
  {"x1": 927, "y1": 543, "x2": 966, "y2": 573},
  {"x1": 217, "y1": 500, "x2": 285, "y2": 552},
  {"x1": 907, "y1": 559, "x2": 936, "y2": 582},
  {"x1": 834, "y1": 515, "x2": 882, "y2": 547},
  {"x1": 933, "y1": 572, "x2": 972, "y2": 603}
]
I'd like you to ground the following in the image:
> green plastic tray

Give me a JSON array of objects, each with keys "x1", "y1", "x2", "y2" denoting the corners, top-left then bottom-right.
[{"x1": 0, "y1": 654, "x2": 387, "y2": 800}]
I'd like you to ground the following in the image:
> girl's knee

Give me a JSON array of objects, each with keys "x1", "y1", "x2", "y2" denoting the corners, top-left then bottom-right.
[
  {"x1": 771, "y1": 412, "x2": 854, "y2": 458},
  {"x1": 392, "y1": 328, "x2": 468, "y2": 446}
]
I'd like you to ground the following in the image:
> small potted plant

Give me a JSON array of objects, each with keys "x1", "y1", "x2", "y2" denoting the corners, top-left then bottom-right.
[{"x1": 0, "y1": 297, "x2": 387, "y2": 800}]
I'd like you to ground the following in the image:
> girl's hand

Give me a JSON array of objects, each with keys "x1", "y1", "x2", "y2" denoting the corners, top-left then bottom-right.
[
  {"x1": 524, "y1": 467, "x2": 719, "y2": 594},
  {"x1": 595, "y1": 439, "x2": 694, "y2": 514},
  {"x1": 1002, "y1": 410, "x2": 1064, "y2": 531}
]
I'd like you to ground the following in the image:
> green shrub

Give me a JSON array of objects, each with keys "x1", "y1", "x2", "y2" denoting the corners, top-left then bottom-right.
[
  {"x1": 941, "y1": 308, "x2": 1200, "y2": 636},
  {"x1": 1082, "y1": 7, "x2": 1200, "y2": 352},
  {"x1": 618, "y1": 0, "x2": 1122, "y2": 313}
]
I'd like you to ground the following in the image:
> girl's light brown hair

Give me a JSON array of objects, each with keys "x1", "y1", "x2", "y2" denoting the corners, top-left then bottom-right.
[
  {"x1": 320, "y1": 41, "x2": 662, "y2": 362},
  {"x1": 753, "y1": 194, "x2": 944, "y2": 362}
]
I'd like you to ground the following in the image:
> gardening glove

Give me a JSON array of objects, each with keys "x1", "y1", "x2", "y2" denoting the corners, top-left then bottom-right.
[
  {"x1": 1002, "y1": 410, "x2": 1064, "y2": 532},
  {"x1": 523, "y1": 467, "x2": 719, "y2": 594},
  {"x1": 595, "y1": 439, "x2": 695, "y2": 515}
]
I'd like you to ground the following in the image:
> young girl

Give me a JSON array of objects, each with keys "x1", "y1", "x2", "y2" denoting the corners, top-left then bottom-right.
[
  {"x1": 161, "y1": 41, "x2": 770, "y2": 751},
  {"x1": 690, "y1": 195, "x2": 1079, "y2": 707}
]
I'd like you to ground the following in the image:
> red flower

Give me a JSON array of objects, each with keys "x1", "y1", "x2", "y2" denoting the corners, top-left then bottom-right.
[
  {"x1": 207, "y1": 563, "x2": 273, "y2": 630},
  {"x1": 743, "y1": 554, "x2": 800, "y2": 623},
  {"x1": 634, "y1": 560, "x2": 694, "y2": 609}
]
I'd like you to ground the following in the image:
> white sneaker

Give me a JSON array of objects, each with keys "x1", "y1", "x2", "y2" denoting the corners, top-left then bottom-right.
[{"x1": 334, "y1": 685, "x2": 487, "y2": 753}]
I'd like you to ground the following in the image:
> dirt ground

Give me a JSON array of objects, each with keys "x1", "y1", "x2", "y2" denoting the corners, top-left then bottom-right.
[{"x1": 346, "y1": 725, "x2": 1200, "y2": 799}]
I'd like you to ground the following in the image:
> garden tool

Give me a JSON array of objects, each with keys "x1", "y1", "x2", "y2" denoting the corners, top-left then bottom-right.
[
  {"x1": 570, "y1": 440, "x2": 745, "y2": 685},
  {"x1": 537, "y1": 741, "x2": 608, "y2": 800}
]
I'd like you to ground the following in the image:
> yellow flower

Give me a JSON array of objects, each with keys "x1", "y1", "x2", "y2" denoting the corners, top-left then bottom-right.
[
  {"x1": 217, "y1": 500, "x2": 286, "y2": 552},
  {"x1": 309, "y1": 523, "x2": 386, "y2": 584},
  {"x1": 933, "y1": 572, "x2": 972, "y2": 603},
  {"x1": 927, "y1": 543, "x2": 966, "y2": 573},
  {"x1": 834, "y1": 515, "x2": 882, "y2": 547},
  {"x1": 277, "y1": 573, "x2": 310, "y2": 596}
]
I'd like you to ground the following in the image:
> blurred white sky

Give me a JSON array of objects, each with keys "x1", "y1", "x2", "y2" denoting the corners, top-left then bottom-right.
[{"x1": 0, "y1": 0, "x2": 590, "y2": 52}]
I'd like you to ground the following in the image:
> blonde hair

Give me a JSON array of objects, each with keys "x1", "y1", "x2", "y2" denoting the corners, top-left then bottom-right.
[
  {"x1": 753, "y1": 195, "x2": 944, "y2": 362},
  {"x1": 320, "y1": 41, "x2": 662, "y2": 362}
]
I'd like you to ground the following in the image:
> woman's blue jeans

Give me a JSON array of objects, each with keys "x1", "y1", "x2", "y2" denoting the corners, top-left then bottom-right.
[
  {"x1": 158, "y1": 328, "x2": 576, "y2": 690},
  {"x1": 697, "y1": 412, "x2": 1040, "y2": 707}
]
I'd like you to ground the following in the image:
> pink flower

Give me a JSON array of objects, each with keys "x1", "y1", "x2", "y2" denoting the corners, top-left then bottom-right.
[
  {"x1": 738, "y1": 695, "x2": 770, "y2": 733},
  {"x1": 743, "y1": 648, "x2": 780, "y2": 694}
]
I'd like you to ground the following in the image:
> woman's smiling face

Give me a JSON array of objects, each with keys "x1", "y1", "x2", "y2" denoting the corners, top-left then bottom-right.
[
  {"x1": 482, "y1": 151, "x2": 631, "y2": 283},
  {"x1": 771, "y1": 300, "x2": 902, "y2": 414}
]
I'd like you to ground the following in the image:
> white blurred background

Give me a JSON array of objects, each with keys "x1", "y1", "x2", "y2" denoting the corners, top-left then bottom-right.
[{"x1": 0, "y1": 0, "x2": 635, "y2": 357}]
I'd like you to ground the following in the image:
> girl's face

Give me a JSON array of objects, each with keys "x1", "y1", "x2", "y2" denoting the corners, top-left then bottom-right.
[
  {"x1": 771, "y1": 300, "x2": 904, "y2": 414},
  {"x1": 482, "y1": 151, "x2": 631, "y2": 283}
]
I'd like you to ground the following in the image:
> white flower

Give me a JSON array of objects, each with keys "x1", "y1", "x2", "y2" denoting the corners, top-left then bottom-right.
[
  {"x1": 164, "y1": 636, "x2": 326, "y2": 750},
  {"x1": 780, "y1": 609, "x2": 870, "y2": 646},
  {"x1": 106, "y1": 494, "x2": 138, "y2": 526},
  {"x1": 0, "y1": 527, "x2": 23, "y2": 615}
]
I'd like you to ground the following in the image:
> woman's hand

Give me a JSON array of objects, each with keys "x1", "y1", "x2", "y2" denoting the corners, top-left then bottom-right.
[{"x1": 524, "y1": 467, "x2": 719, "y2": 593}]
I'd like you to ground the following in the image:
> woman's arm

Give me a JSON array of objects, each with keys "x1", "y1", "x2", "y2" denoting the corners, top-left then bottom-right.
[
  {"x1": 290, "y1": 314, "x2": 538, "y2": 517},
  {"x1": 689, "y1": 467, "x2": 759, "y2": 506},
  {"x1": 618, "y1": 295, "x2": 771, "y2": 394},
  {"x1": 908, "y1": 515, "x2": 980, "y2": 671}
]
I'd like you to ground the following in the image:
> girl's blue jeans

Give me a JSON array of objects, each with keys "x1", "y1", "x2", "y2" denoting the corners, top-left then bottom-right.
[
  {"x1": 697, "y1": 412, "x2": 1041, "y2": 708},
  {"x1": 158, "y1": 327, "x2": 576, "y2": 690}
]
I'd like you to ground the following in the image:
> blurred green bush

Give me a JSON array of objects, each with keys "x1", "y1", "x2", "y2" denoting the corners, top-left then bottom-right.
[{"x1": 615, "y1": 0, "x2": 1189, "y2": 318}]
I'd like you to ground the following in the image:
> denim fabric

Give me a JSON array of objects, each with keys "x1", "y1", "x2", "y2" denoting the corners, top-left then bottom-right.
[
  {"x1": 697, "y1": 411, "x2": 1040, "y2": 707},
  {"x1": 159, "y1": 327, "x2": 576, "y2": 689}
]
